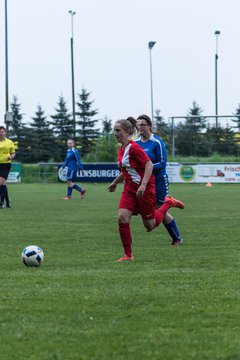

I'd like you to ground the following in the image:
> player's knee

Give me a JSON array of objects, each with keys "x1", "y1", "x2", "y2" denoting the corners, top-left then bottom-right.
[
  {"x1": 143, "y1": 220, "x2": 155, "y2": 232},
  {"x1": 118, "y1": 212, "x2": 130, "y2": 224},
  {"x1": 118, "y1": 215, "x2": 128, "y2": 224}
]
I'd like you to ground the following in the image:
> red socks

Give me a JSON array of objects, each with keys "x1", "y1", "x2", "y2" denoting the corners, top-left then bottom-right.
[
  {"x1": 154, "y1": 201, "x2": 172, "y2": 228},
  {"x1": 118, "y1": 223, "x2": 132, "y2": 257},
  {"x1": 118, "y1": 199, "x2": 172, "y2": 254}
]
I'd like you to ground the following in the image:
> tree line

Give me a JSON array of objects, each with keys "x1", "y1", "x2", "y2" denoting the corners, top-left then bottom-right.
[
  {"x1": 8, "y1": 88, "x2": 116, "y2": 163},
  {"x1": 6, "y1": 90, "x2": 240, "y2": 163},
  {"x1": 155, "y1": 101, "x2": 240, "y2": 158}
]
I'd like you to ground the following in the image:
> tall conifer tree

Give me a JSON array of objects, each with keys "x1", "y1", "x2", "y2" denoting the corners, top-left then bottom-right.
[
  {"x1": 51, "y1": 96, "x2": 74, "y2": 161},
  {"x1": 30, "y1": 105, "x2": 53, "y2": 162},
  {"x1": 75, "y1": 88, "x2": 100, "y2": 157}
]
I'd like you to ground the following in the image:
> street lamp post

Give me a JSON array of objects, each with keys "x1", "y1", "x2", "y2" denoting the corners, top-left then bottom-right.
[
  {"x1": 4, "y1": 0, "x2": 13, "y2": 131},
  {"x1": 5, "y1": 0, "x2": 9, "y2": 129},
  {"x1": 148, "y1": 41, "x2": 156, "y2": 124},
  {"x1": 214, "y1": 30, "x2": 220, "y2": 127},
  {"x1": 69, "y1": 10, "x2": 76, "y2": 136}
]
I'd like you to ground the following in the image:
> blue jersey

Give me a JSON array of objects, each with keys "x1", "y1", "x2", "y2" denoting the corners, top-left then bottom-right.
[
  {"x1": 135, "y1": 134, "x2": 167, "y2": 181},
  {"x1": 135, "y1": 134, "x2": 169, "y2": 204},
  {"x1": 62, "y1": 147, "x2": 83, "y2": 171}
]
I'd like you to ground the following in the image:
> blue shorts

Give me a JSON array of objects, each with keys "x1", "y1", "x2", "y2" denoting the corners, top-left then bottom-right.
[
  {"x1": 155, "y1": 175, "x2": 169, "y2": 205},
  {"x1": 66, "y1": 168, "x2": 77, "y2": 181}
]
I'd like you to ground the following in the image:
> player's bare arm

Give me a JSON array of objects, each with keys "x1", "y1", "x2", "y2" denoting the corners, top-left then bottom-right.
[
  {"x1": 136, "y1": 160, "x2": 153, "y2": 199},
  {"x1": 107, "y1": 173, "x2": 124, "y2": 192}
]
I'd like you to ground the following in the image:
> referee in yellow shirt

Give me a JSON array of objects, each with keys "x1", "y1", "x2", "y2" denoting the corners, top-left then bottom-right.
[{"x1": 0, "y1": 126, "x2": 16, "y2": 209}]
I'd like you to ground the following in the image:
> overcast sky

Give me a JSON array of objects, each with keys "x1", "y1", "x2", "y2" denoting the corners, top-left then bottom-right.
[{"x1": 0, "y1": 0, "x2": 240, "y2": 128}]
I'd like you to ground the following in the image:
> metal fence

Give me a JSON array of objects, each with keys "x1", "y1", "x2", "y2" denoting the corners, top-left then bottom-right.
[{"x1": 168, "y1": 115, "x2": 240, "y2": 159}]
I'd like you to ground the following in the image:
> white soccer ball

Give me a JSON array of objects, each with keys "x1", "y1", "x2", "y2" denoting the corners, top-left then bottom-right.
[
  {"x1": 58, "y1": 166, "x2": 68, "y2": 182},
  {"x1": 21, "y1": 245, "x2": 44, "y2": 267}
]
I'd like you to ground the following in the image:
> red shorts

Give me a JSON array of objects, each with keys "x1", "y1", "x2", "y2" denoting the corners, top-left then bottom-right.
[{"x1": 118, "y1": 183, "x2": 156, "y2": 220}]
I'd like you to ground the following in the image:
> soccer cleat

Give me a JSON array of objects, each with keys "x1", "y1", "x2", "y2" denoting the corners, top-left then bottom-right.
[
  {"x1": 116, "y1": 254, "x2": 134, "y2": 262},
  {"x1": 6, "y1": 201, "x2": 11, "y2": 208},
  {"x1": 165, "y1": 196, "x2": 185, "y2": 209},
  {"x1": 80, "y1": 189, "x2": 86, "y2": 199},
  {"x1": 171, "y1": 238, "x2": 183, "y2": 246},
  {"x1": 63, "y1": 196, "x2": 71, "y2": 200},
  {"x1": 0, "y1": 202, "x2": 4, "y2": 209}
]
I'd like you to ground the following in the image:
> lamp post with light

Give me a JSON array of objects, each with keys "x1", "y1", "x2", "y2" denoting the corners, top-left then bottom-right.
[
  {"x1": 4, "y1": 0, "x2": 13, "y2": 130},
  {"x1": 148, "y1": 41, "x2": 156, "y2": 124},
  {"x1": 69, "y1": 10, "x2": 76, "y2": 136},
  {"x1": 214, "y1": 30, "x2": 220, "y2": 127}
]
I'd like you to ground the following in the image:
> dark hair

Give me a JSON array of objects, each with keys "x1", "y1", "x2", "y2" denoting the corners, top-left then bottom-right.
[
  {"x1": 0, "y1": 126, "x2": 6, "y2": 131},
  {"x1": 137, "y1": 114, "x2": 153, "y2": 130},
  {"x1": 115, "y1": 117, "x2": 137, "y2": 136}
]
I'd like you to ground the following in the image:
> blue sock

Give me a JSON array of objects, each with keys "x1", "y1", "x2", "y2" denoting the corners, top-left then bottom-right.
[
  {"x1": 73, "y1": 184, "x2": 82, "y2": 193},
  {"x1": 67, "y1": 187, "x2": 73, "y2": 197},
  {"x1": 164, "y1": 219, "x2": 182, "y2": 241}
]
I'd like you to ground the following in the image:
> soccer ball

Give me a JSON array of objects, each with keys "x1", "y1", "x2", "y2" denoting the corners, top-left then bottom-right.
[
  {"x1": 21, "y1": 245, "x2": 44, "y2": 267},
  {"x1": 58, "y1": 166, "x2": 68, "y2": 182}
]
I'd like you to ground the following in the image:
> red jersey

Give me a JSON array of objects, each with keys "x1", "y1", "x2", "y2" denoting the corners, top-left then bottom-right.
[{"x1": 118, "y1": 140, "x2": 155, "y2": 188}]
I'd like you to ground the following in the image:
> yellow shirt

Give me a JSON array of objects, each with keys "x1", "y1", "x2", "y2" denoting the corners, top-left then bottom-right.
[{"x1": 0, "y1": 138, "x2": 15, "y2": 164}]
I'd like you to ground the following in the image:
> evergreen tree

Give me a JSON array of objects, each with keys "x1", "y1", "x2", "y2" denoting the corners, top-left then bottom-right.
[
  {"x1": 206, "y1": 125, "x2": 239, "y2": 156},
  {"x1": 231, "y1": 103, "x2": 240, "y2": 132},
  {"x1": 102, "y1": 116, "x2": 112, "y2": 135},
  {"x1": 101, "y1": 115, "x2": 113, "y2": 146},
  {"x1": 9, "y1": 95, "x2": 28, "y2": 162},
  {"x1": 154, "y1": 109, "x2": 171, "y2": 146},
  {"x1": 9, "y1": 96, "x2": 24, "y2": 135},
  {"x1": 29, "y1": 104, "x2": 53, "y2": 162},
  {"x1": 13, "y1": 127, "x2": 36, "y2": 163},
  {"x1": 50, "y1": 96, "x2": 74, "y2": 161},
  {"x1": 75, "y1": 88, "x2": 100, "y2": 157},
  {"x1": 176, "y1": 101, "x2": 211, "y2": 156}
]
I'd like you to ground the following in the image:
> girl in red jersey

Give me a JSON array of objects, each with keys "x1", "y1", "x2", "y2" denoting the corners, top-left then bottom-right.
[{"x1": 107, "y1": 117, "x2": 185, "y2": 262}]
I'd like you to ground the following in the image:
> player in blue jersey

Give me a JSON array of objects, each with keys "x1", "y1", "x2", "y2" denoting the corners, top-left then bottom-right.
[
  {"x1": 135, "y1": 115, "x2": 183, "y2": 246},
  {"x1": 62, "y1": 139, "x2": 86, "y2": 200}
]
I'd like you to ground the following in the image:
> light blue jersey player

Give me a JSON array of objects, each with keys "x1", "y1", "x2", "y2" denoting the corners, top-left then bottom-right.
[
  {"x1": 135, "y1": 115, "x2": 183, "y2": 246},
  {"x1": 62, "y1": 139, "x2": 86, "y2": 200}
]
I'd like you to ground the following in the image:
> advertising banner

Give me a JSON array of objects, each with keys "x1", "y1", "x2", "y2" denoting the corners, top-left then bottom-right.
[
  {"x1": 7, "y1": 163, "x2": 21, "y2": 183},
  {"x1": 166, "y1": 163, "x2": 240, "y2": 183},
  {"x1": 166, "y1": 163, "x2": 197, "y2": 183},
  {"x1": 58, "y1": 162, "x2": 240, "y2": 183},
  {"x1": 58, "y1": 163, "x2": 120, "y2": 183},
  {"x1": 196, "y1": 164, "x2": 240, "y2": 183}
]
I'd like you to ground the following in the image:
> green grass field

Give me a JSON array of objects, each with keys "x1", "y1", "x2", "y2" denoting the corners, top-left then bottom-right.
[{"x1": 0, "y1": 183, "x2": 239, "y2": 360}]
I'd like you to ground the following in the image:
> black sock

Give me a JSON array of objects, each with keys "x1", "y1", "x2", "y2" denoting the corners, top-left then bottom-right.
[
  {"x1": 5, "y1": 185, "x2": 10, "y2": 206},
  {"x1": 2, "y1": 185, "x2": 10, "y2": 206},
  {"x1": 0, "y1": 186, "x2": 3, "y2": 203}
]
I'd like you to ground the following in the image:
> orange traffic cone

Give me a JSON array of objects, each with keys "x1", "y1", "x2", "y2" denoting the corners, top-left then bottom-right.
[{"x1": 206, "y1": 182, "x2": 213, "y2": 187}]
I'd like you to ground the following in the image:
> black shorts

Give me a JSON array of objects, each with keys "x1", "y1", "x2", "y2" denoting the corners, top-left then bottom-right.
[{"x1": 0, "y1": 163, "x2": 11, "y2": 180}]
